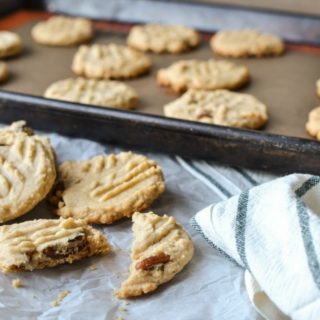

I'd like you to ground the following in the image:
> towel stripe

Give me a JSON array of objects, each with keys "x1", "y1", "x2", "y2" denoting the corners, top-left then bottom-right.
[
  {"x1": 232, "y1": 167, "x2": 259, "y2": 186},
  {"x1": 295, "y1": 176, "x2": 320, "y2": 290},
  {"x1": 235, "y1": 191, "x2": 251, "y2": 271},
  {"x1": 190, "y1": 217, "x2": 240, "y2": 266}
]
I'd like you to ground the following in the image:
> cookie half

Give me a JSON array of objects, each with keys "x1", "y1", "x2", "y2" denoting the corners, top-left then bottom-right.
[
  {"x1": 0, "y1": 121, "x2": 57, "y2": 223},
  {"x1": 127, "y1": 24, "x2": 200, "y2": 53},
  {"x1": 52, "y1": 152, "x2": 165, "y2": 224},
  {"x1": 72, "y1": 44, "x2": 152, "y2": 79},
  {"x1": 0, "y1": 218, "x2": 111, "y2": 272},
  {"x1": 44, "y1": 78, "x2": 139, "y2": 109},
  {"x1": 157, "y1": 59, "x2": 249, "y2": 93},
  {"x1": 164, "y1": 89, "x2": 268, "y2": 129},
  {"x1": 0, "y1": 31, "x2": 22, "y2": 58},
  {"x1": 32, "y1": 16, "x2": 93, "y2": 46},
  {"x1": 211, "y1": 29, "x2": 284, "y2": 57},
  {"x1": 306, "y1": 106, "x2": 320, "y2": 140},
  {"x1": 116, "y1": 211, "x2": 194, "y2": 298}
]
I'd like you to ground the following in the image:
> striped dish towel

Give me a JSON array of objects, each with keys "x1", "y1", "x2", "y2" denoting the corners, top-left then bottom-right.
[{"x1": 191, "y1": 173, "x2": 320, "y2": 320}]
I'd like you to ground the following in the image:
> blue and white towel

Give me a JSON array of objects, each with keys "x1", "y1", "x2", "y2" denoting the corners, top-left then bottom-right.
[{"x1": 190, "y1": 173, "x2": 320, "y2": 320}]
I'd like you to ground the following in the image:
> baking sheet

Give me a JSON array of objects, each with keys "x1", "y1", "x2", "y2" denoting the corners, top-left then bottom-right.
[
  {"x1": 2, "y1": 21, "x2": 320, "y2": 139},
  {"x1": 0, "y1": 127, "x2": 267, "y2": 320}
]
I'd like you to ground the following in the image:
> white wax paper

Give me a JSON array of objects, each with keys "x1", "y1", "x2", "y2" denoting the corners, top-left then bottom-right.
[{"x1": 0, "y1": 130, "x2": 262, "y2": 320}]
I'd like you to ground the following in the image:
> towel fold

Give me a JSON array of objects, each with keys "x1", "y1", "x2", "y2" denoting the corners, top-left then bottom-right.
[{"x1": 192, "y1": 174, "x2": 320, "y2": 320}]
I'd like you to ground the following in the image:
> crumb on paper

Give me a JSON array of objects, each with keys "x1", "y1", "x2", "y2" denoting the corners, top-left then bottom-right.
[
  {"x1": 119, "y1": 305, "x2": 128, "y2": 312},
  {"x1": 116, "y1": 317, "x2": 124, "y2": 320},
  {"x1": 89, "y1": 264, "x2": 97, "y2": 271},
  {"x1": 115, "y1": 272, "x2": 121, "y2": 279},
  {"x1": 12, "y1": 278, "x2": 23, "y2": 288},
  {"x1": 51, "y1": 290, "x2": 70, "y2": 307}
]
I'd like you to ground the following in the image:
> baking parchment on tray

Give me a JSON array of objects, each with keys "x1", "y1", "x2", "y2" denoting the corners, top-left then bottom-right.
[
  {"x1": 2, "y1": 21, "x2": 320, "y2": 140},
  {"x1": 0, "y1": 129, "x2": 270, "y2": 320}
]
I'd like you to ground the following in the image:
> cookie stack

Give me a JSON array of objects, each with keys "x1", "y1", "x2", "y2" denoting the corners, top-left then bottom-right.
[{"x1": 0, "y1": 121, "x2": 194, "y2": 298}]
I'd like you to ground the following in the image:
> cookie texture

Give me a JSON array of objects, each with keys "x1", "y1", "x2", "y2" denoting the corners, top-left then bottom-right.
[
  {"x1": 306, "y1": 106, "x2": 320, "y2": 140},
  {"x1": 44, "y1": 78, "x2": 139, "y2": 109},
  {"x1": 127, "y1": 24, "x2": 200, "y2": 53},
  {"x1": 164, "y1": 89, "x2": 268, "y2": 129},
  {"x1": 157, "y1": 59, "x2": 249, "y2": 93},
  {"x1": 211, "y1": 29, "x2": 284, "y2": 57},
  {"x1": 0, "y1": 31, "x2": 22, "y2": 58},
  {"x1": 53, "y1": 152, "x2": 165, "y2": 224},
  {"x1": 31, "y1": 16, "x2": 93, "y2": 46},
  {"x1": 0, "y1": 121, "x2": 57, "y2": 223},
  {"x1": 116, "y1": 211, "x2": 194, "y2": 298},
  {"x1": 0, "y1": 218, "x2": 111, "y2": 272},
  {"x1": 72, "y1": 44, "x2": 152, "y2": 79},
  {"x1": 0, "y1": 62, "x2": 8, "y2": 83}
]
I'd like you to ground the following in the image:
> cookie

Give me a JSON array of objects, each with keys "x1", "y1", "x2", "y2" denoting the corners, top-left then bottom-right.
[
  {"x1": 306, "y1": 106, "x2": 320, "y2": 140},
  {"x1": 72, "y1": 44, "x2": 152, "y2": 79},
  {"x1": 211, "y1": 29, "x2": 285, "y2": 57},
  {"x1": 0, "y1": 31, "x2": 22, "y2": 58},
  {"x1": 116, "y1": 211, "x2": 194, "y2": 298},
  {"x1": 52, "y1": 152, "x2": 165, "y2": 224},
  {"x1": 157, "y1": 59, "x2": 249, "y2": 93},
  {"x1": 0, "y1": 62, "x2": 8, "y2": 83},
  {"x1": 0, "y1": 121, "x2": 56, "y2": 223},
  {"x1": 0, "y1": 218, "x2": 111, "y2": 272},
  {"x1": 31, "y1": 16, "x2": 93, "y2": 46},
  {"x1": 316, "y1": 79, "x2": 320, "y2": 97},
  {"x1": 44, "y1": 78, "x2": 139, "y2": 109},
  {"x1": 164, "y1": 89, "x2": 268, "y2": 129},
  {"x1": 127, "y1": 24, "x2": 200, "y2": 53}
]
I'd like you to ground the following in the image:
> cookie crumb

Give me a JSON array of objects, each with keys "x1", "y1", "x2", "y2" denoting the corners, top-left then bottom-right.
[
  {"x1": 116, "y1": 317, "x2": 124, "y2": 320},
  {"x1": 115, "y1": 271, "x2": 121, "y2": 279},
  {"x1": 51, "y1": 290, "x2": 70, "y2": 307},
  {"x1": 119, "y1": 305, "x2": 128, "y2": 312},
  {"x1": 89, "y1": 264, "x2": 97, "y2": 271},
  {"x1": 12, "y1": 278, "x2": 23, "y2": 288}
]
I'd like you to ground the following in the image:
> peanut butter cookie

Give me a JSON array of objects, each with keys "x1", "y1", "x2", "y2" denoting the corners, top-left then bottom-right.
[
  {"x1": 0, "y1": 31, "x2": 22, "y2": 58},
  {"x1": 306, "y1": 106, "x2": 320, "y2": 140}
]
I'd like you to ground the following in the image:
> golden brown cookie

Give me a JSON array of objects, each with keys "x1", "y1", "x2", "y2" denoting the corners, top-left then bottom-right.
[
  {"x1": 211, "y1": 29, "x2": 285, "y2": 57},
  {"x1": 0, "y1": 121, "x2": 56, "y2": 223},
  {"x1": 164, "y1": 89, "x2": 268, "y2": 129},
  {"x1": 72, "y1": 44, "x2": 152, "y2": 79},
  {"x1": 157, "y1": 59, "x2": 249, "y2": 93},
  {"x1": 31, "y1": 16, "x2": 93, "y2": 46},
  {"x1": 0, "y1": 31, "x2": 22, "y2": 58},
  {"x1": 127, "y1": 24, "x2": 200, "y2": 53},
  {"x1": 52, "y1": 152, "x2": 165, "y2": 224},
  {"x1": 116, "y1": 211, "x2": 194, "y2": 298},
  {"x1": 0, "y1": 61, "x2": 8, "y2": 83},
  {"x1": 306, "y1": 106, "x2": 320, "y2": 140},
  {"x1": 0, "y1": 218, "x2": 111, "y2": 272},
  {"x1": 44, "y1": 78, "x2": 139, "y2": 109}
]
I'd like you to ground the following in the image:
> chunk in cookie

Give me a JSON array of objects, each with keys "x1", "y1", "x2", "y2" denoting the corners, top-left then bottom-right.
[
  {"x1": 44, "y1": 78, "x2": 139, "y2": 109},
  {"x1": 211, "y1": 29, "x2": 284, "y2": 57},
  {"x1": 157, "y1": 59, "x2": 249, "y2": 93},
  {"x1": 72, "y1": 44, "x2": 152, "y2": 79},
  {"x1": 0, "y1": 218, "x2": 111, "y2": 272},
  {"x1": 53, "y1": 152, "x2": 165, "y2": 224},
  {"x1": 0, "y1": 31, "x2": 22, "y2": 58},
  {"x1": 116, "y1": 211, "x2": 194, "y2": 298},
  {"x1": 164, "y1": 89, "x2": 268, "y2": 129},
  {"x1": 31, "y1": 16, "x2": 93, "y2": 46},
  {"x1": 127, "y1": 24, "x2": 200, "y2": 53},
  {"x1": 0, "y1": 121, "x2": 56, "y2": 223}
]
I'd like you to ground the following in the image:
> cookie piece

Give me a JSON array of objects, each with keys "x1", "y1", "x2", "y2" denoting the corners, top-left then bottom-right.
[
  {"x1": 127, "y1": 24, "x2": 200, "y2": 53},
  {"x1": 116, "y1": 212, "x2": 194, "y2": 298},
  {"x1": 0, "y1": 218, "x2": 111, "y2": 272},
  {"x1": 0, "y1": 62, "x2": 8, "y2": 83},
  {"x1": 72, "y1": 44, "x2": 152, "y2": 79},
  {"x1": 306, "y1": 106, "x2": 320, "y2": 140},
  {"x1": 53, "y1": 152, "x2": 165, "y2": 224},
  {"x1": 316, "y1": 79, "x2": 320, "y2": 97},
  {"x1": 0, "y1": 121, "x2": 56, "y2": 223},
  {"x1": 164, "y1": 89, "x2": 268, "y2": 129},
  {"x1": 44, "y1": 78, "x2": 139, "y2": 109},
  {"x1": 31, "y1": 16, "x2": 93, "y2": 46},
  {"x1": 0, "y1": 31, "x2": 22, "y2": 58},
  {"x1": 157, "y1": 59, "x2": 249, "y2": 93},
  {"x1": 211, "y1": 29, "x2": 284, "y2": 57}
]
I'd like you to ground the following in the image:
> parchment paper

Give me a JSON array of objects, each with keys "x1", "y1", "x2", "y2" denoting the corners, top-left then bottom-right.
[{"x1": 0, "y1": 128, "x2": 261, "y2": 320}]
